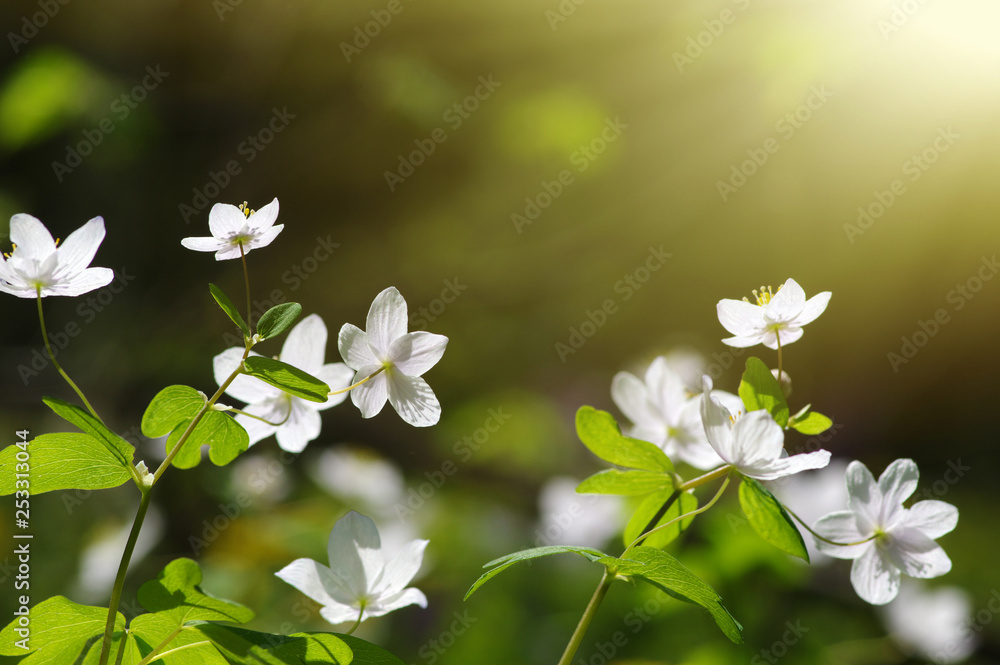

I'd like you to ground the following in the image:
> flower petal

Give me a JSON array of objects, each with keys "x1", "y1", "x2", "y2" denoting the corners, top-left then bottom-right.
[
  {"x1": 213, "y1": 348, "x2": 277, "y2": 404},
  {"x1": 208, "y1": 203, "x2": 247, "y2": 237},
  {"x1": 744, "y1": 449, "x2": 831, "y2": 481},
  {"x1": 878, "y1": 458, "x2": 919, "y2": 512},
  {"x1": 851, "y1": 546, "x2": 901, "y2": 605},
  {"x1": 845, "y1": 461, "x2": 879, "y2": 530},
  {"x1": 891, "y1": 530, "x2": 952, "y2": 579},
  {"x1": 366, "y1": 287, "x2": 408, "y2": 357},
  {"x1": 338, "y1": 324, "x2": 378, "y2": 370},
  {"x1": 716, "y1": 299, "x2": 763, "y2": 336},
  {"x1": 350, "y1": 369, "x2": 389, "y2": 418},
  {"x1": 248, "y1": 223, "x2": 283, "y2": 250},
  {"x1": 767, "y1": 326, "x2": 804, "y2": 349},
  {"x1": 611, "y1": 371, "x2": 660, "y2": 429},
  {"x1": 54, "y1": 217, "x2": 105, "y2": 276},
  {"x1": 9, "y1": 214, "x2": 56, "y2": 261},
  {"x1": 904, "y1": 500, "x2": 959, "y2": 540},
  {"x1": 247, "y1": 197, "x2": 279, "y2": 232},
  {"x1": 316, "y1": 363, "x2": 356, "y2": 409},
  {"x1": 795, "y1": 291, "x2": 831, "y2": 326},
  {"x1": 765, "y1": 278, "x2": 806, "y2": 322},
  {"x1": 722, "y1": 334, "x2": 766, "y2": 348},
  {"x1": 180, "y1": 236, "x2": 227, "y2": 252},
  {"x1": 234, "y1": 402, "x2": 280, "y2": 446},
  {"x1": 729, "y1": 409, "x2": 785, "y2": 468},
  {"x1": 320, "y1": 603, "x2": 365, "y2": 625},
  {"x1": 389, "y1": 331, "x2": 448, "y2": 376},
  {"x1": 366, "y1": 587, "x2": 428, "y2": 618},
  {"x1": 374, "y1": 539, "x2": 428, "y2": 597},
  {"x1": 645, "y1": 357, "x2": 686, "y2": 424},
  {"x1": 281, "y1": 314, "x2": 327, "y2": 373},
  {"x1": 44, "y1": 267, "x2": 114, "y2": 297},
  {"x1": 326, "y1": 512, "x2": 384, "y2": 600},
  {"x1": 275, "y1": 402, "x2": 321, "y2": 453},
  {"x1": 813, "y1": 511, "x2": 869, "y2": 559},
  {"x1": 386, "y1": 373, "x2": 441, "y2": 427},
  {"x1": 275, "y1": 557, "x2": 338, "y2": 608},
  {"x1": 700, "y1": 378, "x2": 735, "y2": 462}
]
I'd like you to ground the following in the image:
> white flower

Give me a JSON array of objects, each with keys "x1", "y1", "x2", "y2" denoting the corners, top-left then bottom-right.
[
  {"x1": 181, "y1": 198, "x2": 283, "y2": 260},
  {"x1": 275, "y1": 511, "x2": 428, "y2": 625},
  {"x1": 612, "y1": 357, "x2": 741, "y2": 469},
  {"x1": 812, "y1": 459, "x2": 958, "y2": 605},
  {"x1": 536, "y1": 477, "x2": 625, "y2": 548},
  {"x1": 700, "y1": 377, "x2": 831, "y2": 480},
  {"x1": 0, "y1": 214, "x2": 114, "y2": 298},
  {"x1": 338, "y1": 287, "x2": 448, "y2": 427},
  {"x1": 213, "y1": 314, "x2": 354, "y2": 453},
  {"x1": 767, "y1": 459, "x2": 850, "y2": 564},
  {"x1": 717, "y1": 278, "x2": 831, "y2": 349},
  {"x1": 309, "y1": 446, "x2": 406, "y2": 512},
  {"x1": 882, "y1": 581, "x2": 976, "y2": 663}
]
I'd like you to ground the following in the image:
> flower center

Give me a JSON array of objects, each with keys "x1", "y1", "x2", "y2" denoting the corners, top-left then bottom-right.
[
  {"x1": 742, "y1": 284, "x2": 783, "y2": 306},
  {"x1": 238, "y1": 201, "x2": 256, "y2": 218}
]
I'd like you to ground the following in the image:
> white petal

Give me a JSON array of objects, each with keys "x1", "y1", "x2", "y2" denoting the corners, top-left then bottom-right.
[
  {"x1": 350, "y1": 369, "x2": 389, "y2": 418},
  {"x1": 45, "y1": 267, "x2": 114, "y2": 297},
  {"x1": 722, "y1": 334, "x2": 766, "y2": 348},
  {"x1": 320, "y1": 604, "x2": 365, "y2": 625},
  {"x1": 247, "y1": 197, "x2": 279, "y2": 232},
  {"x1": 389, "y1": 331, "x2": 448, "y2": 376},
  {"x1": 729, "y1": 410, "x2": 785, "y2": 468},
  {"x1": 281, "y1": 314, "x2": 327, "y2": 373},
  {"x1": 275, "y1": 403, "x2": 321, "y2": 453},
  {"x1": 768, "y1": 326, "x2": 804, "y2": 349},
  {"x1": 878, "y1": 458, "x2": 919, "y2": 511},
  {"x1": 813, "y1": 511, "x2": 869, "y2": 559},
  {"x1": 904, "y1": 500, "x2": 959, "y2": 540},
  {"x1": 213, "y1": 348, "x2": 276, "y2": 404},
  {"x1": 845, "y1": 461, "x2": 879, "y2": 530},
  {"x1": 234, "y1": 403, "x2": 280, "y2": 446},
  {"x1": 181, "y1": 236, "x2": 227, "y2": 252},
  {"x1": 374, "y1": 539, "x2": 428, "y2": 597},
  {"x1": 275, "y1": 558, "x2": 338, "y2": 607},
  {"x1": 892, "y1": 534, "x2": 952, "y2": 579},
  {"x1": 327, "y1": 512, "x2": 383, "y2": 600},
  {"x1": 338, "y1": 324, "x2": 378, "y2": 369},
  {"x1": 851, "y1": 546, "x2": 901, "y2": 605},
  {"x1": 700, "y1": 385, "x2": 734, "y2": 462},
  {"x1": 386, "y1": 373, "x2": 441, "y2": 427},
  {"x1": 795, "y1": 291, "x2": 831, "y2": 326},
  {"x1": 9, "y1": 214, "x2": 56, "y2": 260},
  {"x1": 54, "y1": 217, "x2": 105, "y2": 276},
  {"x1": 213, "y1": 245, "x2": 244, "y2": 261},
  {"x1": 765, "y1": 278, "x2": 806, "y2": 321},
  {"x1": 611, "y1": 371, "x2": 661, "y2": 429},
  {"x1": 366, "y1": 287, "x2": 408, "y2": 357},
  {"x1": 744, "y1": 449, "x2": 831, "y2": 481},
  {"x1": 366, "y1": 587, "x2": 428, "y2": 618},
  {"x1": 717, "y1": 299, "x2": 763, "y2": 336},
  {"x1": 645, "y1": 357, "x2": 686, "y2": 424},
  {"x1": 316, "y1": 363, "x2": 356, "y2": 409},
  {"x1": 248, "y1": 223, "x2": 283, "y2": 250},
  {"x1": 208, "y1": 203, "x2": 247, "y2": 237}
]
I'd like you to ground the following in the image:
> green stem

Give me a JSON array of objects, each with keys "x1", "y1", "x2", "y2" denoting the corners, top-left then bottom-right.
[
  {"x1": 345, "y1": 608, "x2": 364, "y2": 636},
  {"x1": 98, "y1": 489, "x2": 151, "y2": 665},
  {"x1": 36, "y1": 291, "x2": 102, "y2": 422},
  {"x1": 783, "y1": 505, "x2": 877, "y2": 547},
  {"x1": 556, "y1": 569, "x2": 614, "y2": 665},
  {"x1": 624, "y1": 474, "x2": 731, "y2": 556},
  {"x1": 776, "y1": 334, "x2": 783, "y2": 382},
  {"x1": 329, "y1": 366, "x2": 385, "y2": 396},
  {"x1": 240, "y1": 243, "x2": 252, "y2": 332}
]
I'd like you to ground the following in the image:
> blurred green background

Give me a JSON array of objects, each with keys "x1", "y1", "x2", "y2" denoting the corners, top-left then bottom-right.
[{"x1": 1, "y1": 0, "x2": 998, "y2": 663}]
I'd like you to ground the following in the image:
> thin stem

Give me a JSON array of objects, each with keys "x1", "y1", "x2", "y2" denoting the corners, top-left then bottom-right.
[
  {"x1": 240, "y1": 243, "x2": 252, "y2": 332},
  {"x1": 631, "y1": 464, "x2": 734, "y2": 549},
  {"x1": 98, "y1": 489, "x2": 152, "y2": 665},
  {"x1": 776, "y1": 334, "x2": 783, "y2": 381},
  {"x1": 329, "y1": 366, "x2": 385, "y2": 396},
  {"x1": 227, "y1": 404, "x2": 291, "y2": 427},
  {"x1": 624, "y1": 475, "x2": 731, "y2": 556},
  {"x1": 783, "y1": 505, "x2": 877, "y2": 547},
  {"x1": 678, "y1": 464, "x2": 733, "y2": 492},
  {"x1": 556, "y1": 569, "x2": 614, "y2": 665},
  {"x1": 634, "y1": 489, "x2": 681, "y2": 548},
  {"x1": 345, "y1": 608, "x2": 364, "y2": 636},
  {"x1": 36, "y1": 291, "x2": 102, "y2": 422}
]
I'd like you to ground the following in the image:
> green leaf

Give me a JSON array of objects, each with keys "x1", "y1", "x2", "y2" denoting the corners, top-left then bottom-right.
[
  {"x1": 138, "y1": 558, "x2": 255, "y2": 625},
  {"x1": 0, "y1": 433, "x2": 131, "y2": 496},
  {"x1": 738, "y1": 357, "x2": 789, "y2": 427},
  {"x1": 142, "y1": 385, "x2": 206, "y2": 438},
  {"x1": 195, "y1": 625, "x2": 355, "y2": 665},
  {"x1": 0, "y1": 596, "x2": 126, "y2": 662},
  {"x1": 575, "y1": 407, "x2": 673, "y2": 472},
  {"x1": 576, "y1": 469, "x2": 673, "y2": 496},
  {"x1": 164, "y1": 410, "x2": 249, "y2": 469},
  {"x1": 466, "y1": 545, "x2": 608, "y2": 600},
  {"x1": 43, "y1": 396, "x2": 134, "y2": 468},
  {"x1": 738, "y1": 477, "x2": 809, "y2": 561},
  {"x1": 210, "y1": 283, "x2": 250, "y2": 338},
  {"x1": 623, "y1": 490, "x2": 698, "y2": 549},
  {"x1": 616, "y1": 547, "x2": 743, "y2": 644},
  {"x1": 790, "y1": 411, "x2": 833, "y2": 435},
  {"x1": 243, "y1": 356, "x2": 330, "y2": 403},
  {"x1": 257, "y1": 302, "x2": 302, "y2": 340},
  {"x1": 125, "y1": 612, "x2": 229, "y2": 665}
]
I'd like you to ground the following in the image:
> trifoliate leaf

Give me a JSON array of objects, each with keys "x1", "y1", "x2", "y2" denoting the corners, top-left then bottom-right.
[
  {"x1": 0, "y1": 433, "x2": 131, "y2": 495},
  {"x1": 142, "y1": 385, "x2": 206, "y2": 438},
  {"x1": 256, "y1": 302, "x2": 302, "y2": 340},
  {"x1": 623, "y1": 489, "x2": 698, "y2": 549},
  {"x1": 194, "y1": 625, "x2": 355, "y2": 665},
  {"x1": 575, "y1": 407, "x2": 673, "y2": 472},
  {"x1": 738, "y1": 357, "x2": 789, "y2": 427},
  {"x1": 138, "y1": 558, "x2": 255, "y2": 624},
  {"x1": 738, "y1": 477, "x2": 809, "y2": 561},
  {"x1": 164, "y1": 410, "x2": 249, "y2": 469},
  {"x1": 0, "y1": 596, "x2": 126, "y2": 663},
  {"x1": 576, "y1": 469, "x2": 673, "y2": 496},
  {"x1": 243, "y1": 356, "x2": 330, "y2": 403},
  {"x1": 615, "y1": 547, "x2": 743, "y2": 644},
  {"x1": 209, "y1": 283, "x2": 250, "y2": 338},
  {"x1": 43, "y1": 396, "x2": 134, "y2": 468},
  {"x1": 466, "y1": 545, "x2": 608, "y2": 600}
]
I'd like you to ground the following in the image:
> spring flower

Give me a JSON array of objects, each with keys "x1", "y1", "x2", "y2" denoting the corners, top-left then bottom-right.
[
  {"x1": 812, "y1": 459, "x2": 958, "y2": 605},
  {"x1": 181, "y1": 198, "x2": 283, "y2": 260},
  {"x1": 767, "y1": 459, "x2": 850, "y2": 564},
  {"x1": 882, "y1": 581, "x2": 976, "y2": 663},
  {"x1": 611, "y1": 357, "x2": 740, "y2": 469},
  {"x1": 213, "y1": 314, "x2": 354, "y2": 453},
  {"x1": 338, "y1": 287, "x2": 448, "y2": 427},
  {"x1": 716, "y1": 278, "x2": 831, "y2": 349},
  {"x1": 275, "y1": 511, "x2": 428, "y2": 626},
  {"x1": 700, "y1": 377, "x2": 831, "y2": 480},
  {"x1": 0, "y1": 214, "x2": 114, "y2": 298}
]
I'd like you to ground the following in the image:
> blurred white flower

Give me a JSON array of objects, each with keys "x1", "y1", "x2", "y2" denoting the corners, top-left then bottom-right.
[
  {"x1": 181, "y1": 198, "x2": 283, "y2": 260},
  {"x1": 276, "y1": 511, "x2": 428, "y2": 626},
  {"x1": 767, "y1": 459, "x2": 849, "y2": 564},
  {"x1": 339, "y1": 287, "x2": 448, "y2": 427},
  {"x1": 813, "y1": 459, "x2": 958, "y2": 605},
  {"x1": 535, "y1": 477, "x2": 625, "y2": 549},
  {"x1": 72, "y1": 506, "x2": 164, "y2": 603},
  {"x1": 0, "y1": 214, "x2": 114, "y2": 298},
  {"x1": 229, "y1": 453, "x2": 292, "y2": 506},
  {"x1": 882, "y1": 581, "x2": 976, "y2": 663},
  {"x1": 214, "y1": 314, "x2": 354, "y2": 452},
  {"x1": 309, "y1": 446, "x2": 406, "y2": 511},
  {"x1": 717, "y1": 278, "x2": 830, "y2": 350}
]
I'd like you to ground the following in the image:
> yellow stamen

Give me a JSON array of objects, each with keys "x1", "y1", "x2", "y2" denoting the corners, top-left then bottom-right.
[
  {"x1": 55, "y1": 238, "x2": 60, "y2": 246},
  {"x1": 747, "y1": 283, "x2": 784, "y2": 306},
  {"x1": 238, "y1": 201, "x2": 255, "y2": 218}
]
